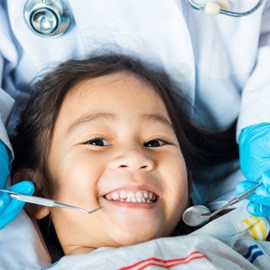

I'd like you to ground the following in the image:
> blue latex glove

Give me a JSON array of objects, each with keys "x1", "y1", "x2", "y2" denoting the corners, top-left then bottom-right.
[
  {"x1": 238, "y1": 122, "x2": 270, "y2": 216},
  {"x1": 0, "y1": 181, "x2": 35, "y2": 229},
  {"x1": 0, "y1": 140, "x2": 10, "y2": 189}
]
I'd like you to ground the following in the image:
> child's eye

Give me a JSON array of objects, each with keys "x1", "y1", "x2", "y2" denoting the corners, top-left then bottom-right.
[
  {"x1": 86, "y1": 138, "x2": 110, "y2": 146},
  {"x1": 144, "y1": 139, "x2": 168, "y2": 147}
]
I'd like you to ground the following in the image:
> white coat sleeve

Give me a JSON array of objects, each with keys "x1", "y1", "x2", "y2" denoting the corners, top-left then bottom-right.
[
  {"x1": 237, "y1": 1, "x2": 270, "y2": 139},
  {"x1": 0, "y1": 3, "x2": 17, "y2": 156}
]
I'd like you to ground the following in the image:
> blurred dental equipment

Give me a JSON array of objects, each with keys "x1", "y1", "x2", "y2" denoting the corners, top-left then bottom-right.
[
  {"x1": 0, "y1": 189, "x2": 102, "y2": 215},
  {"x1": 185, "y1": 0, "x2": 264, "y2": 16},
  {"x1": 182, "y1": 182, "x2": 262, "y2": 226}
]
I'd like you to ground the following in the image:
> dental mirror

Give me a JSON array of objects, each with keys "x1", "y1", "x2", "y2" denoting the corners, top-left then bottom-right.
[
  {"x1": 182, "y1": 205, "x2": 211, "y2": 227},
  {"x1": 182, "y1": 182, "x2": 262, "y2": 227}
]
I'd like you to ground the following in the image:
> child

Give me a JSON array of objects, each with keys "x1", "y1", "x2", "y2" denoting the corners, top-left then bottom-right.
[
  {"x1": 10, "y1": 53, "x2": 212, "y2": 255},
  {"x1": 10, "y1": 54, "x2": 267, "y2": 269}
]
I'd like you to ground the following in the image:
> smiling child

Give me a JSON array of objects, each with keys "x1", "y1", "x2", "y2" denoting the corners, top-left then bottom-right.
[{"x1": 10, "y1": 53, "x2": 217, "y2": 257}]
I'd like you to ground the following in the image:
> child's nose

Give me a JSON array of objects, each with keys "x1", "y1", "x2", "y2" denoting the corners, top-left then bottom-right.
[{"x1": 109, "y1": 150, "x2": 155, "y2": 171}]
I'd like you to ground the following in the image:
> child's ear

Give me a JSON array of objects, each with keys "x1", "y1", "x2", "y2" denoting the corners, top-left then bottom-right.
[{"x1": 12, "y1": 169, "x2": 50, "y2": 220}]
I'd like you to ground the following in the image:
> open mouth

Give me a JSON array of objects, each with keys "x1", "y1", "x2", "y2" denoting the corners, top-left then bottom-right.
[{"x1": 104, "y1": 190, "x2": 158, "y2": 204}]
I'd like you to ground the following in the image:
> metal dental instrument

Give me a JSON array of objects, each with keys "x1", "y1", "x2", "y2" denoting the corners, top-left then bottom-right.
[
  {"x1": 185, "y1": 0, "x2": 264, "y2": 17},
  {"x1": 0, "y1": 189, "x2": 102, "y2": 215},
  {"x1": 182, "y1": 182, "x2": 262, "y2": 227}
]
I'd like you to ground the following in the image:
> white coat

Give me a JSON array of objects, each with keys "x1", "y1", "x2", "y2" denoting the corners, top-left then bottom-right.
[{"x1": 1, "y1": 0, "x2": 270, "y2": 154}]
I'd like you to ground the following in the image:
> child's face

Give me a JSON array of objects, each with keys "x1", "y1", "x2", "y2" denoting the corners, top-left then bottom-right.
[{"x1": 45, "y1": 72, "x2": 189, "y2": 255}]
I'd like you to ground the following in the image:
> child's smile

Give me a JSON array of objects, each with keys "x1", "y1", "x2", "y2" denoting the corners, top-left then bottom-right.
[{"x1": 104, "y1": 188, "x2": 159, "y2": 204}]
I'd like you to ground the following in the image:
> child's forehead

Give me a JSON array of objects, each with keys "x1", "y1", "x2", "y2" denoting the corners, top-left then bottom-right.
[
  {"x1": 67, "y1": 71, "x2": 155, "y2": 98},
  {"x1": 54, "y1": 71, "x2": 171, "y2": 130}
]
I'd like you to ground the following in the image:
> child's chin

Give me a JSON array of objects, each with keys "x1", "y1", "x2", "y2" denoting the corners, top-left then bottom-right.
[{"x1": 117, "y1": 227, "x2": 163, "y2": 247}]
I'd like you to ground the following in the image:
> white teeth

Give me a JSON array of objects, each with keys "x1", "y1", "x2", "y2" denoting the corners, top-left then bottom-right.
[
  {"x1": 127, "y1": 191, "x2": 135, "y2": 199},
  {"x1": 112, "y1": 192, "x2": 119, "y2": 200},
  {"x1": 120, "y1": 191, "x2": 126, "y2": 198},
  {"x1": 105, "y1": 190, "x2": 157, "y2": 203},
  {"x1": 143, "y1": 191, "x2": 148, "y2": 199},
  {"x1": 106, "y1": 194, "x2": 112, "y2": 200}
]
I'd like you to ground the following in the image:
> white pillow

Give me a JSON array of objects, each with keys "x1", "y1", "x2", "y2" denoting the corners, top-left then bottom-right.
[{"x1": 0, "y1": 210, "x2": 51, "y2": 269}]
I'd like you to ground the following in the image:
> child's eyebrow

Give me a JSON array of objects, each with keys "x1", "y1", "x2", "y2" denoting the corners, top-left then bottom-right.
[
  {"x1": 66, "y1": 113, "x2": 115, "y2": 134},
  {"x1": 142, "y1": 113, "x2": 173, "y2": 130}
]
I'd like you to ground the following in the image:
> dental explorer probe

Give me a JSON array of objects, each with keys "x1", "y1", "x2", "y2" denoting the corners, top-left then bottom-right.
[{"x1": 0, "y1": 189, "x2": 102, "y2": 215}]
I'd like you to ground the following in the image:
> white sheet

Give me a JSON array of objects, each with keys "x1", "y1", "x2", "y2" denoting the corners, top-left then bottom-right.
[{"x1": 0, "y1": 210, "x2": 51, "y2": 269}]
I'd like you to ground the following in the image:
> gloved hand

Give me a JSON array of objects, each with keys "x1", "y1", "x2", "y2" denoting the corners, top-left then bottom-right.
[
  {"x1": 238, "y1": 122, "x2": 270, "y2": 216},
  {"x1": 0, "y1": 181, "x2": 34, "y2": 229},
  {"x1": 0, "y1": 140, "x2": 10, "y2": 189}
]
